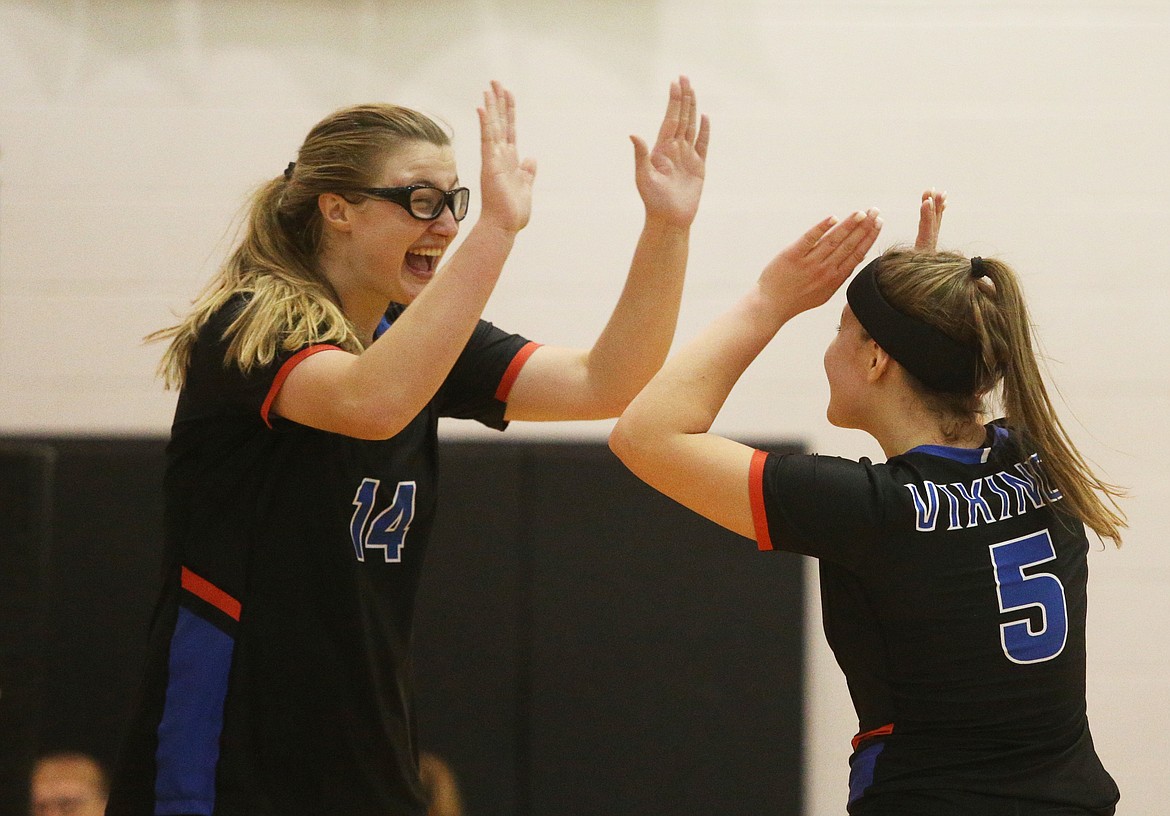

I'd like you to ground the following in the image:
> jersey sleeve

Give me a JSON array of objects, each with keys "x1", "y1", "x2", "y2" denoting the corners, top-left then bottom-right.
[
  {"x1": 434, "y1": 319, "x2": 538, "y2": 430},
  {"x1": 177, "y1": 297, "x2": 340, "y2": 428},
  {"x1": 749, "y1": 451, "x2": 895, "y2": 568}
]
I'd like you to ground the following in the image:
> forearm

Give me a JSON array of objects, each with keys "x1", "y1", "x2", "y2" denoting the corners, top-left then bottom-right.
[
  {"x1": 608, "y1": 285, "x2": 785, "y2": 539},
  {"x1": 610, "y1": 210, "x2": 880, "y2": 537},
  {"x1": 348, "y1": 222, "x2": 518, "y2": 421},
  {"x1": 583, "y1": 215, "x2": 691, "y2": 411},
  {"x1": 357, "y1": 74, "x2": 532, "y2": 422},
  {"x1": 614, "y1": 285, "x2": 788, "y2": 442}
]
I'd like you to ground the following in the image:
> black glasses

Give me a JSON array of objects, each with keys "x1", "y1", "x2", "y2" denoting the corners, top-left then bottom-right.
[{"x1": 354, "y1": 185, "x2": 470, "y2": 222}]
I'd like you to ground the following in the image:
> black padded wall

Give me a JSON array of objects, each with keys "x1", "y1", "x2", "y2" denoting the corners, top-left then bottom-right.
[
  {"x1": 413, "y1": 441, "x2": 806, "y2": 816},
  {"x1": 3, "y1": 436, "x2": 806, "y2": 816},
  {"x1": 0, "y1": 442, "x2": 56, "y2": 815},
  {"x1": 414, "y1": 443, "x2": 530, "y2": 815},
  {"x1": 1, "y1": 438, "x2": 169, "y2": 772}
]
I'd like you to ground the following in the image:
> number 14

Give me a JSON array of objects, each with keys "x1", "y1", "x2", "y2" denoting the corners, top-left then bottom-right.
[{"x1": 349, "y1": 478, "x2": 416, "y2": 563}]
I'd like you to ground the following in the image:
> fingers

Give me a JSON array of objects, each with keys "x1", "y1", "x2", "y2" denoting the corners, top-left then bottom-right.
[
  {"x1": 680, "y1": 75, "x2": 696, "y2": 144},
  {"x1": 630, "y1": 134, "x2": 650, "y2": 165},
  {"x1": 762, "y1": 211, "x2": 878, "y2": 315},
  {"x1": 478, "y1": 88, "x2": 498, "y2": 145},
  {"x1": 695, "y1": 114, "x2": 711, "y2": 160},
  {"x1": 480, "y1": 81, "x2": 517, "y2": 146},
  {"x1": 811, "y1": 210, "x2": 867, "y2": 257},
  {"x1": 500, "y1": 81, "x2": 516, "y2": 145},
  {"x1": 650, "y1": 75, "x2": 705, "y2": 151},
  {"x1": 656, "y1": 80, "x2": 683, "y2": 146},
  {"x1": 914, "y1": 188, "x2": 946, "y2": 251},
  {"x1": 922, "y1": 187, "x2": 947, "y2": 213},
  {"x1": 810, "y1": 209, "x2": 882, "y2": 272},
  {"x1": 796, "y1": 215, "x2": 840, "y2": 253},
  {"x1": 914, "y1": 197, "x2": 936, "y2": 250},
  {"x1": 838, "y1": 209, "x2": 883, "y2": 270}
]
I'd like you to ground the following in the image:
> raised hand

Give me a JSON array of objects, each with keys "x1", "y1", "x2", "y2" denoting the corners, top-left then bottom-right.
[
  {"x1": 478, "y1": 81, "x2": 537, "y2": 233},
  {"x1": 758, "y1": 209, "x2": 883, "y2": 320},
  {"x1": 630, "y1": 76, "x2": 711, "y2": 229},
  {"x1": 914, "y1": 188, "x2": 947, "y2": 252}
]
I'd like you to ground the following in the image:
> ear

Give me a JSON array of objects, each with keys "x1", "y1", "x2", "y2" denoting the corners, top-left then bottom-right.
[
  {"x1": 866, "y1": 340, "x2": 892, "y2": 384},
  {"x1": 318, "y1": 193, "x2": 354, "y2": 233}
]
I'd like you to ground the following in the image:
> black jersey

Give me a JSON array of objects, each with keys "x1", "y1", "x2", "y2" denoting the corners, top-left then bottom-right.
[
  {"x1": 108, "y1": 297, "x2": 537, "y2": 816},
  {"x1": 749, "y1": 423, "x2": 1119, "y2": 814}
]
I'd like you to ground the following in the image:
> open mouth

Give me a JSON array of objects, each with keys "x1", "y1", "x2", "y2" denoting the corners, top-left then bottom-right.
[{"x1": 404, "y1": 247, "x2": 443, "y2": 278}]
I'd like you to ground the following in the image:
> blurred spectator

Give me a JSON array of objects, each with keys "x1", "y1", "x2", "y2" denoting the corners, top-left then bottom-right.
[{"x1": 29, "y1": 752, "x2": 108, "y2": 816}]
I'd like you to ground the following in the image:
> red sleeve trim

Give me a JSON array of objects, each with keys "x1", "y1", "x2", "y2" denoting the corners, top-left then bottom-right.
[
  {"x1": 181, "y1": 566, "x2": 242, "y2": 622},
  {"x1": 494, "y1": 341, "x2": 541, "y2": 402},
  {"x1": 749, "y1": 449, "x2": 773, "y2": 551},
  {"x1": 260, "y1": 344, "x2": 343, "y2": 428},
  {"x1": 852, "y1": 722, "x2": 895, "y2": 751}
]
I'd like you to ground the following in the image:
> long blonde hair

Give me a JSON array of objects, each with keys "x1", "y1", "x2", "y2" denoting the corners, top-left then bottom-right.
[
  {"x1": 149, "y1": 104, "x2": 451, "y2": 388},
  {"x1": 875, "y1": 248, "x2": 1126, "y2": 546}
]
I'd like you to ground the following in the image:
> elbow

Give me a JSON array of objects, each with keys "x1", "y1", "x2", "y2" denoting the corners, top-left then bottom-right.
[
  {"x1": 347, "y1": 421, "x2": 406, "y2": 441},
  {"x1": 608, "y1": 415, "x2": 646, "y2": 472},
  {"x1": 608, "y1": 420, "x2": 632, "y2": 463},
  {"x1": 333, "y1": 393, "x2": 417, "y2": 441},
  {"x1": 339, "y1": 416, "x2": 408, "y2": 442}
]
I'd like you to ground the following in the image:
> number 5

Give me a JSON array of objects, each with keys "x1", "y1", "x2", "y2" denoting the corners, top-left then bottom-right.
[{"x1": 988, "y1": 530, "x2": 1068, "y2": 664}]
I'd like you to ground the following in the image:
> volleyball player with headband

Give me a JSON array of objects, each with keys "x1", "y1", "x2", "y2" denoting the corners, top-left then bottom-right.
[{"x1": 610, "y1": 193, "x2": 1122, "y2": 815}]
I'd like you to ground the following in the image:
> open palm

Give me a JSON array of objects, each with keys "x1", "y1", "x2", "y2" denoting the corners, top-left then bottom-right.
[
  {"x1": 759, "y1": 209, "x2": 883, "y2": 319},
  {"x1": 631, "y1": 76, "x2": 710, "y2": 228},
  {"x1": 478, "y1": 81, "x2": 537, "y2": 233}
]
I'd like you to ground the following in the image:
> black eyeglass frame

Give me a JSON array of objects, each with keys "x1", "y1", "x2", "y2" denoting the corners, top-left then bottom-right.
[{"x1": 352, "y1": 185, "x2": 471, "y2": 222}]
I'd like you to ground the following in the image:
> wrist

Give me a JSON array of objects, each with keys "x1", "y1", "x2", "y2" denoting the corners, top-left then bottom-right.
[
  {"x1": 641, "y1": 211, "x2": 693, "y2": 237},
  {"x1": 472, "y1": 213, "x2": 525, "y2": 239},
  {"x1": 746, "y1": 284, "x2": 799, "y2": 329}
]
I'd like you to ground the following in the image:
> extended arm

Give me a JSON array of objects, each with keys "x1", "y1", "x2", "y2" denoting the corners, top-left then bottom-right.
[
  {"x1": 274, "y1": 82, "x2": 536, "y2": 439},
  {"x1": 503, "y1": 76, "x2": 710, "y2": 421},
  {"x1": 609, "y1": 210, "x2": 882, "y2": 539}
]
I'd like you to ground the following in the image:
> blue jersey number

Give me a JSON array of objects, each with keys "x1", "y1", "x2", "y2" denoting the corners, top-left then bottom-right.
[
  {"x1": 988, "y1": 530, "x2": 1068, "y2": 664},
  {"x1": 349, "y1": 478, "x2": 416, "y2": 563}
]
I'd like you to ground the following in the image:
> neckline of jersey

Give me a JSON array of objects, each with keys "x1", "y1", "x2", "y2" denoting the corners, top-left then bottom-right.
[{"x1": 904, "y1": 424, "x2": 1008, "y2": 464}]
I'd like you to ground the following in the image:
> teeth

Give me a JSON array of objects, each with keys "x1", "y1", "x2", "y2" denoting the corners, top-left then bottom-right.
[{"x1": 408, "y1": 248, "x2": 444, "y2": 257}]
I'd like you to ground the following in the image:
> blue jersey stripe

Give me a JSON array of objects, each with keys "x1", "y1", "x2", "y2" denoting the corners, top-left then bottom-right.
[
  {"x1": 154, "y1": 606, "x2": 235, "y2": 815},
  {"x1": 848, "y1": 741, "x2": 885, "y2": 805}
]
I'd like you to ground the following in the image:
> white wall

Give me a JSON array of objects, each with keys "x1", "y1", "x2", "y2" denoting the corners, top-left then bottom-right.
[{"x1": 2, "y1": 1, "x2": 1166, "y2": 812}]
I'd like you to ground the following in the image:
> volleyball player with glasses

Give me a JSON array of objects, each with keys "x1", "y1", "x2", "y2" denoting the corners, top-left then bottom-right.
[{"x1": 107, "y1": 77, "x2": 709, "y2": 816}]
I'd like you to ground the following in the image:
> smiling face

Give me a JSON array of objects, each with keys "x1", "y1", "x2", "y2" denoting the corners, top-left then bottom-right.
[
  {"x1": 319, "y1": 139, "x2": 461, "y2": 321},
  {"x1": 354, "y1": 140, "x2": 461, "y2": 305}
]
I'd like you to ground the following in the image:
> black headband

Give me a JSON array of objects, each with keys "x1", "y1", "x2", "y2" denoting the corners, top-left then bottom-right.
[{"x1": 845, "y1": 257, "x2": 979, "y2": 393}]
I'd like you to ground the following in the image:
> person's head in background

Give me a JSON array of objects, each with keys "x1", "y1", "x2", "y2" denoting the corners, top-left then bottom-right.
[{"x1": 29, "y1": 752, "x2": 108, "y2": 816}]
